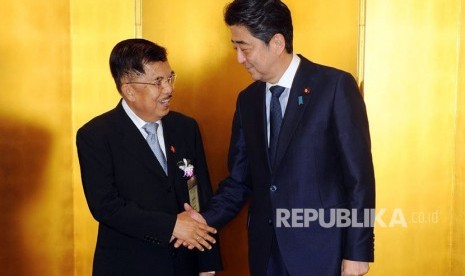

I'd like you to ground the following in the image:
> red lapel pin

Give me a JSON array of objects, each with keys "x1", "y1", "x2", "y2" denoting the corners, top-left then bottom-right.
[
  {"x1": 170, "y1": 145, "x2": 176, "y2": 154},
  {"x1": 304, "y1": 87, "x2": 311, "y2": 94}
]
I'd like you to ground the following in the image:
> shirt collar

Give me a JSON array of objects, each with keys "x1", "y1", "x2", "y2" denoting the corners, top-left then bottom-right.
[
  {"x1": 266, "y1": 53, "x2": 301, "y2": 90},
  {"x1": 122, "y1": 99, "x2": 162, "y2": 129}
]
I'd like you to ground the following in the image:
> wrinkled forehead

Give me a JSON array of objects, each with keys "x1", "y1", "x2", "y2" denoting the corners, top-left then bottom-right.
[{"x1": 135, "y1": 61, "x2": 174, "y2": 79}]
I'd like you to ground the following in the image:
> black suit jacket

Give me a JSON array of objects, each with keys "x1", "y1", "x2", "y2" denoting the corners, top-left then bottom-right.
[
  {"x1": 76, "y1": 101, "x2": 222, "y2": 275},
  {"x1": 203, "y1": 56, "x2": 375, "y2": 276}
]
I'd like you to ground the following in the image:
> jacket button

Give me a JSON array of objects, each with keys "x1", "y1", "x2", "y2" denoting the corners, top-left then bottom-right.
[
  {"x1": 268, "y1": 219, "x2": 273, "y2": 225},
  {"x1": 270, "y1": 185, "x2": 277, "y2": 192}
]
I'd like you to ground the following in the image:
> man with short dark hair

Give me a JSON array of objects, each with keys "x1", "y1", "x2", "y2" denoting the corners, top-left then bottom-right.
[
  {"x1": 77, "y1": 38, "x2": 221, "y2": 276},
  {"x1": 184, "y1": 1, "x2": 375, "y2": 275}
]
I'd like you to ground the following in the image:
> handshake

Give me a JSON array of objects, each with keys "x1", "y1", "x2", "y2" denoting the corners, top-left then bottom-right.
[{"x1": 172, "y1": 203, "x2": 217, "y2": 251}]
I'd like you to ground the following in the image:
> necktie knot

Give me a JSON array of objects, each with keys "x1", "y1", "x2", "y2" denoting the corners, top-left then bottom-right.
[
  {"x1": 143, "y1": 122, "x2": 158, "y2": 136},
  {"x1": 270, "y1": 85, "x2": 285, "y2": 99}
]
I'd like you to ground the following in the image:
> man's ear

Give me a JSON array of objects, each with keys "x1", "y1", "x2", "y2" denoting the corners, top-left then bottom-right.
[
  {"x1": 271, "y1": 33, "x2": 286, "y2": 54},
  {"x1": 121, "y1": 82, "x2": 135, "y2": 102}
]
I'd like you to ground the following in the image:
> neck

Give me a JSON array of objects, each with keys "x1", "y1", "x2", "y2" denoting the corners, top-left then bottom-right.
[{"x1": 268, "y1": 52, "x2": 293, "y2": 84}]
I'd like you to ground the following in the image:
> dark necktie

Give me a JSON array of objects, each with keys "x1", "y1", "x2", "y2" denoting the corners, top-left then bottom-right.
[
  {"x1": 143, "y1": 122, "x2": 168, "y2": 175},
  {"x1": 269, "y1": 85, "x2": 286, "y2": 167}
]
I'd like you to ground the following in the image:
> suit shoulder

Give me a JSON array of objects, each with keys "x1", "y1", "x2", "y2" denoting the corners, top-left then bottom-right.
[
  {"x1": 300, "y1": 56, "x2": 355, "y2": 80},
  {"x1": 237, "y1": 81, "x2": 263, "y2": 100},
  {"x1": 318, "y1": 64, "x2": 354, "y2": 81},
  {"x1": 77, "y1": 108, "x2": 118, "y2": 135}
]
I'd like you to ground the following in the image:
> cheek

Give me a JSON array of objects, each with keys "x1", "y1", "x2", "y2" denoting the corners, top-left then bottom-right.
[
  {"x1": 148, "y1": 91, "x2": 161, "y2": 102},
  {"x1": 251, "y1": 58, "x2": 266, "y2": 71},
  {"x1": 252, "y1": 52, "x2": 267, "y2": 66}
]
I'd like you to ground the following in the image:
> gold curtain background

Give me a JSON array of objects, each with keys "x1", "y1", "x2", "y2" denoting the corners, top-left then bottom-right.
[{"x1": 0, "y1": 0, "x2": 464, "y2": 275}]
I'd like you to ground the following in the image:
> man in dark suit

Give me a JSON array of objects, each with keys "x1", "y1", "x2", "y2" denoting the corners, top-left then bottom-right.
[
  {"x1": 182, "y1": 1, "x2": 375, "y2": 275},
  {"x1": 76, "y1": 38, "x2": 222, "y2": 276}
]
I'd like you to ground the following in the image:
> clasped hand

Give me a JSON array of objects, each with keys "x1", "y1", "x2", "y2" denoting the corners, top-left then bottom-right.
[
  {"x1": 172, "y1": 203, "x2": 216, "y2": 251},
  {"x1": 341, "y1": 259, "x2": 370, "y2": 276}
]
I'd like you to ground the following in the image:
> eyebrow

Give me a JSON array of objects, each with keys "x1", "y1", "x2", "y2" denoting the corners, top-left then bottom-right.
[
  {"x1": 231, "y1": 39, "x2": 249, "y2": 46},
  {"x1": 154, "y1": 71, "x2": 175, "y2": 79}
]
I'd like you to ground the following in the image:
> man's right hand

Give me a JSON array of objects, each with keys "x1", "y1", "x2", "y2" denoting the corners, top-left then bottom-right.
[{"x1": 172, "y1": 210, "x2": 217, "y2": 251}]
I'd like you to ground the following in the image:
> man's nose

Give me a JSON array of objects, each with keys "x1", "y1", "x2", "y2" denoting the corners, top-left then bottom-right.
[
  {"x1": 236, "y1": 48, "x2": 246, "y2": 64},
  {"x1": 161, "y1": 81, "x2": 173, "y2": 94}
]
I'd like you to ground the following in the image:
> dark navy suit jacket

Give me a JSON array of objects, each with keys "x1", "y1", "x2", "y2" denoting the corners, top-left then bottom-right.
[
  {"x1": 76, "y1": 102, "x2": 222, "y2": 275},
  {"x1": 203, "y1": 56, "x2": 375, "y2": 276}
]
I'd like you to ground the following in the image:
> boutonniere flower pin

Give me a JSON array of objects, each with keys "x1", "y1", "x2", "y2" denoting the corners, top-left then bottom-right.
[
  {"x1": 177, "y1": 158, "x2": 194, "y2": 178},
  {"x1": 177, "y1": 158, "x2": 200, "y2": 211}
]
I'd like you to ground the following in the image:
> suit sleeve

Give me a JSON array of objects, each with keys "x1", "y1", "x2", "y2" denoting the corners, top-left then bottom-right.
[
  {"x1": 191, "y1": 120, "x2": 223, "y2": 272},
  {"x1": 202, "y1": 96, "x2": 252, "y2": 229},
  {"x1": 76, "y1": 126, "x2": 176, "y2": 247},
  {"x1": 333, "y1": 72, "x2": 375, "y2": 262}
]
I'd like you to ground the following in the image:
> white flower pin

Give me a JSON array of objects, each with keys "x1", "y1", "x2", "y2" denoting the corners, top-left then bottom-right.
[{"x1": 177, "y1": 158, "x2": 194, "y2": 178}]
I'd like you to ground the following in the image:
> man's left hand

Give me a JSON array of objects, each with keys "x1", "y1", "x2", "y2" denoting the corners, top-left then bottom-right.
[{"x1": 341, "y1": 259, "x2": 369, "y2": 276}]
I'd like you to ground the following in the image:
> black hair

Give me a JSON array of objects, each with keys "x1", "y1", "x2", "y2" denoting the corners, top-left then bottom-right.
[
  {"x1": 224, "y1": 0, "x2": 293, "y2": 53},
  {"x1": 109, "y1": 38, "x2": 167, "y2": 93}
]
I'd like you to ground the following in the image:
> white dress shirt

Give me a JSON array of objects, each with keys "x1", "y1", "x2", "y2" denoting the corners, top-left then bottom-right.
[
  {"x1": 122, "y1": 99, "x2": 167, "y2": 158},
  {"x1": 265, "y1": 53, "x2": 301, "y2": 145}
]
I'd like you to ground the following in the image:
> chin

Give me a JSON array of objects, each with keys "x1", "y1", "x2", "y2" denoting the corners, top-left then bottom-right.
[
  {"x1": 160, "y1": 109, "x2": 170, "y2": 117},
  {"x1": 248, "y1": 70, "x2": 264, "y2": 81},
  {"x1": 249, "y1": 72, "x2": 262, "y2": 81}
]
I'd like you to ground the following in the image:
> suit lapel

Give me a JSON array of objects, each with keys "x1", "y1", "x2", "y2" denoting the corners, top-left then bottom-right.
[
  {"x1": 248, "y1": 82, "x2": 270, "y2": 171},
  {"x1": 274, "y1": 58, "x2": 317, "y2": 169},
  {"x1": 161, "y1": 115, "x2": 189, "y2": 209},
  {"x1": 161, "y1": 118, "x2": 177, "y2": 190}
]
